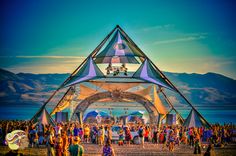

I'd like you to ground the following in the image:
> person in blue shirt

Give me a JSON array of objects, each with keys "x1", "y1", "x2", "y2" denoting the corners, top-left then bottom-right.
[{"x1": 73, "y1": 124, "x2": 80, "y2": 137}]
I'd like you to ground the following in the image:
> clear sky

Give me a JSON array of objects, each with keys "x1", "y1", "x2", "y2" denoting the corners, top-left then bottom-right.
[{"x1": 0, "y1": 0, "x2": 236, "y2": 79}]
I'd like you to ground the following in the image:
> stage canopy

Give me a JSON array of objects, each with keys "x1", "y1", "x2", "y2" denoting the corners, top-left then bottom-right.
[{"x1": 95, "y1": 30, "x2": 144, "y2": 64}]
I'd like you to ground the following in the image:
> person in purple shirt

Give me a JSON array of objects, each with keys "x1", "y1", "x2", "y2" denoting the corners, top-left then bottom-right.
[{"x1": 207, "y1": 129, "x2": 213, "y2": 142}]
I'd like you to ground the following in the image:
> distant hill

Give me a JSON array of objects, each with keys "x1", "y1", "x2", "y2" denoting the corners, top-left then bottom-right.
[
  {"x1": 0, "y1": 68, "x2": 236, "y2": 119},
  {"x1": 164, "y1": 72, "x2": 236, "y2": 105},
  {"x1": 0, "y1": 68, "x2": 68, "y2": 106}
]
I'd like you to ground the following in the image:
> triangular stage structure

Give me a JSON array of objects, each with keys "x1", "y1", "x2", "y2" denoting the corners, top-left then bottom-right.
[
  {"x1": 158, "y1": 88, "x2": 185, "y2": 125},
  {"x1": 183, "y1": 109, "x2": 210, "y2": 128},
  {"x1": 133, "y1": 59, "x2": 174, "y2": 90},
  {"x1": 31, "y1": 25, "x2": 211, "y2": 127},
  {"x1": 95, "y1": 29, "x2": 143, "y2": 64},
  {"x1": 32, "y1": 107, "x2": 55, "y2": 126},
  {"x1": 62, "y1": 57, "x2": 104, "y2": 88}
]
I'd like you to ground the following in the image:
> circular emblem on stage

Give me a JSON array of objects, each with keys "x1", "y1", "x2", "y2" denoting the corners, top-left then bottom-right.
[
  {"x1": 113, "y1": 43, "x2": 126, "y2": 50},
  {"x1": 5, "y1": 130, "x2": 29, "y2": 150},
  {"x1": 111, "y1": 89, "x2": 123, "y2": 100}
]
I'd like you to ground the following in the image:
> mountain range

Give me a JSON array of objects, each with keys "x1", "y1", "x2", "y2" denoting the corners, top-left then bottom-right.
[{"x1": 0, "y1": 68, "x2": 236, "y2": 119}]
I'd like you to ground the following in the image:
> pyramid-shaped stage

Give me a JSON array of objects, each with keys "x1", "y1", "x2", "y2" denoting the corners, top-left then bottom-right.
[
  {"x1": 31, "y1": 25, "x2": 211, "y2": 127},
  {"x1": 183, "y1": 109, "x2": 210, "y2": 128}
]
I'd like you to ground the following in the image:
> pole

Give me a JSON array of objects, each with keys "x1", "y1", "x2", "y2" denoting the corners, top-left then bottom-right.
[
  {"x1": 50, "y1": 86, "x2": 74, "y2": 115},
  {"x1": 160, "y1": 89, "x2": 184, "y2": 123}
]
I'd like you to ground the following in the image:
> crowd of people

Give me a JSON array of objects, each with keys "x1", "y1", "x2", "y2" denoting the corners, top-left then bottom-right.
[{"x1": 0, "y1": 120, "x2": 235, "y2": 156}]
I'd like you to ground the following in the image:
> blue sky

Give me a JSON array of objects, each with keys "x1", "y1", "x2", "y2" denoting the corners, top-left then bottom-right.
[{"x1": 0, "y1": 0, "x2": 236, "y2": 79}]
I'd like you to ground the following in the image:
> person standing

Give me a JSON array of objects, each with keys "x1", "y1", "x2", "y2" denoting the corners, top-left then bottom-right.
[
  {"x1": 125, "y1": 127, "x2": 132, "y2": 146},
  {"x1": 168, "y1": 130, "x2": 175, "y2": 152},
  {"x1": 118, "y1": 127, "x2": 124, "y2": 146},
  {"x1": 73, "y1": 124, "x2": 80, "y2": 137},
  {"x1": 61, "y1": 131, "x2": 68, "y2": 156},
  {"x1": 37, "y1": 123, "x2": 44, "y2": 145},
  {"x1": 102, "y1": 140, "x2": 115, "y2": 156},
  {"x1": 29, "y1": 126, "x2": 37, "y2": 148},
  {"x1": 152, "y1": 127, "x2": 158, "y2": 145},
  {"x1": 55, "y1": 134, "x2": 63, "y2": 156},
  {"x1": 181, "y1": 129, "x2": 187, "y2": 144},
  {"x1": 204, "y1": 143, "x2": 216, "y2": 156},
  {"x1": 98, "y1": 125, "x2": 105, "y2": 145},
  {"x1": 91, "y1": 126, "x2": 98, "y2": 144},
  {"x1": 47, "y1": 131, "x2": 55, "y2": 156},
  {"x1": 193, "y1": 132, "x2": 201, "y2": 154},
  {"x1": 69, "y1": 136, "x2": 84, "y2": 156},
  {"x1": 138, "y1": 126, "x2": 144, "y2": 148},
  {"x1": 161, "y1": 129, "x2": 167, "y2": 150},
  {"x1": 55, "y1": 123, "x2": 62, "y2": 136},
  {"x1": 84, "y1": 125, "x2": 90, "y2": 143},
  {"x1": 79, "y1": 126, "x2": 83, "y2": 142},
  {"x1": 189, "y1": 128, "x2": 194, "y2": 148},
  {"x1": 107, "y1": 126, "x2": 112, "y2": 143},
  {"x1": 144, "y1": 126, "x2": 149, "y2": 142}
]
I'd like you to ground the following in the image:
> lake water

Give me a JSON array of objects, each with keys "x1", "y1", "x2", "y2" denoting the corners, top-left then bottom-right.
[{"x1": 0, "y1": 104, "x2": 235, "y2": 124}]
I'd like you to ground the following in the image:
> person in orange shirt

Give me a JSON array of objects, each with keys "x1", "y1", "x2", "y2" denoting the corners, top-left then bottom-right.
[
  {"x1": 180, "y1": 129, "x2": 187, "y2": 144},
  {"x1": 61, "y1": 131, "x2": 68, "y2": 156},
  {"x1": 55, "y1": 134, "x2": 63, "y2": 156},
  {"x1": 84, "y1": 125, "x2": 90, "y2": 143},
  {"x1": 144, "y1": 126, "x2": 149, "y2": 142}
]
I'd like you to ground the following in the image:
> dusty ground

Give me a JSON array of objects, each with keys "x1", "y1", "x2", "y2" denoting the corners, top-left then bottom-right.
[{"x1": 0, "y1": 143, "x2": 235, "y2": 156}]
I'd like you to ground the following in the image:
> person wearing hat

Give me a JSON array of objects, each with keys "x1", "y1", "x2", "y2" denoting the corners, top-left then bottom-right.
[{"x1": 69, "y1": 136, "x2": 84, "y2": 156}]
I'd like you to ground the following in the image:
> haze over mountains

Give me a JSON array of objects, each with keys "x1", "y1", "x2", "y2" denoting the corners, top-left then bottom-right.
[{"x1": 0, "y1": 68, "x2": 236, "y2": 120}]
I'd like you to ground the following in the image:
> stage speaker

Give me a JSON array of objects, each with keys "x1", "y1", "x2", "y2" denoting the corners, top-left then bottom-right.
[
  {"x1": 75, "y1": 112, "x2": 83, "y2": 125},
  {"x1": 122, "y1": 116, "x2": 128, "y2": 125},
  {"x1": 157, "y1": 114, "x2": 164, "y2": 126},
  {"x1": 166, "y1": 114, "x2": 176, "y2": 125},
  {"x1": 55, "y1": 112, "x2": 68, "y2": 123}
]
